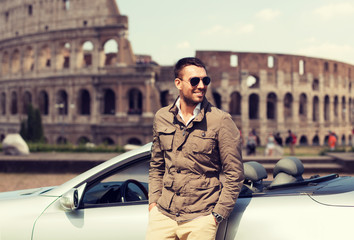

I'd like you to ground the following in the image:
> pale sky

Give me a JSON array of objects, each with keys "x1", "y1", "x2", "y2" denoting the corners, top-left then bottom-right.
[{"x1": 116, "y1": 0, "x2": 354, "y2": 66}]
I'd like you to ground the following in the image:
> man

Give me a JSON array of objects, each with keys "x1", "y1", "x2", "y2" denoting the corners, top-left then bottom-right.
[{"x1": 146, "y1": 57, "x2": 244, "y2": 240}]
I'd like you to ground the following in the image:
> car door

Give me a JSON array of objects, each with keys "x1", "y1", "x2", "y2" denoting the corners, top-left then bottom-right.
[{"x1": 33, "y1": 158, "x2": 150, "y2": 240}]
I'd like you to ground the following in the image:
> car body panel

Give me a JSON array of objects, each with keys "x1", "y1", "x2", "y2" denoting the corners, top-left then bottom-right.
[
  {"x1": 1, "y1": 143, "x2": 354, "y2": 240},
  {"x1": 33, "y1": 200, "x2": 148, "y2": 240},
  {"x1": 226, "y1": 194, "x2": 354, "y2": 240},
  {"x1": 0, "y1": 195, "x2": 57, "y2": 239}
]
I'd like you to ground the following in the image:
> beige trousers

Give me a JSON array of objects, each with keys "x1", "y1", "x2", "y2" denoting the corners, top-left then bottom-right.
[{"x1": 145, "y1": 207, "x2": 218, "y2": 240}]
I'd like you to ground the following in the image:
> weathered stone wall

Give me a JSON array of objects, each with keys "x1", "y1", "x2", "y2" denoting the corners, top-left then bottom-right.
[
  {"x1": 196, "y1": 51, "x2": 354, "y2": 146},
  {"x1": 0, "y1": 0, "x2": 160, "y2": 146}
]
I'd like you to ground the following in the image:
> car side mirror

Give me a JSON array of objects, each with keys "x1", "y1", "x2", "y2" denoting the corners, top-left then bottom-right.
[{"x1": 60, "y1": 189, "x2": 79, "y2": 211}]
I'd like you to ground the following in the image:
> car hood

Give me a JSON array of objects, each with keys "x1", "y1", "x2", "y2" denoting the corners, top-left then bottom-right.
[
  {"x1": 0, "y1": 186, "x2": 54, "y2": 200},
  {"x1": 310, "y1": 176, "x2": 354, "y2": 207}
]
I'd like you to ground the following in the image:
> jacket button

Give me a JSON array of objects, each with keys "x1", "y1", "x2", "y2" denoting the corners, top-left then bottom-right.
[
  {"x1": 176, "y1": 169, "x2": 181, "y2": 173},
  {"x1": 176, "y1": 212, "x2": 180, "y2": 217},
  {"x1": 176, "y1": 192, "x2": 180, "y2": 196}
]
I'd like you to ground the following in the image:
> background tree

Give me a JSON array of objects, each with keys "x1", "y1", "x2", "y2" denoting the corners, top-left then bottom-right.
[{"x1": 20, "y1": 104, "x2": 44, "y2": 142}]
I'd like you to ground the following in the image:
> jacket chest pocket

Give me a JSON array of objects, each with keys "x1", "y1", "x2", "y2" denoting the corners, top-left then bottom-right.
[
  {"x1": 191, "y1": 131, "x2": 217, "y2": 154},
  {"x1": 158, "y1": 127, "x2": 176, "y2": 151}
]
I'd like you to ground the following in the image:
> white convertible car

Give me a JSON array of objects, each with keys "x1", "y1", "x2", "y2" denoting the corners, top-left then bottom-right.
[{"x1": 0, "y1": 143, "x2": 353, "y2": 240}]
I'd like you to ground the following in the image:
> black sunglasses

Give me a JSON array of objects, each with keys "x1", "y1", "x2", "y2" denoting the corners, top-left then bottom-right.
[{"x1": 181, "y1": 76, "x2": 211, "y2": 87}]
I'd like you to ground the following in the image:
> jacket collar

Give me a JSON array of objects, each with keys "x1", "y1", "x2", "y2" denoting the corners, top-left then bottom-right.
[{"x1": 169, "y1": 97, "x2": 210, "y2": 124}]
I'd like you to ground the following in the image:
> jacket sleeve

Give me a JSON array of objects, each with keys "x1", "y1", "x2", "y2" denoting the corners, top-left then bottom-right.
[
  {"x1": 148, "y1": 115, "x2": 165, "y2": 204},
  {"x1": 213, "y1": 113, "x2": 244, "y2": 218}
]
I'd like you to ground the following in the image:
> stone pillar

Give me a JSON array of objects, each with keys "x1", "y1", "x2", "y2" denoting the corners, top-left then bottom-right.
[
  {"x1": 318, "y1": 96, "x2": 324, "y2": 127},
  {"x1": 292, "y1": 94, "x2": 299, "y2": 125},
  {"x1": 259, "y1": 93, "x2": 267, "y2": 141},
  {"x1": 241, "y1": 93, "x2": 249, "y2": 136},
  {"x1": 329, "y1": 96, "x2": 334, "y2": 126},
  {"x1": 116, "y1": 81, "x2": 126, "y2": 117},
  {"x1": 277, "y1": 94, "x2": 284, "y2": 129},
  {"x1": 143, "y1": 76, "x2": 154, "y2": 117},
  {"x1": 92, "y1": 81, "x2": 101, "y2": 123}
]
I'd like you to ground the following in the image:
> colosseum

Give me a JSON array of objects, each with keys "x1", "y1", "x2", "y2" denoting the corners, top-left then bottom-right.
[{"x1": 0, "y1": 0, "x2": 353, "y2": 147}]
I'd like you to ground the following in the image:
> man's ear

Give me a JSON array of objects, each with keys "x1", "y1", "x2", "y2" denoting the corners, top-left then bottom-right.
[{"x1": 175, "y1": 78, "x2": 182, "y2": 90}]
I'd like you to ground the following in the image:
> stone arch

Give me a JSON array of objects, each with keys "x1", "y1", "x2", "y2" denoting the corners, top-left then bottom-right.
[
  {"x1": 22, "y1": 91, "x2": 32, "y2": 114},
  {"x1": 56, "y1": 90, "x2": 68, "y2": 115},
  {"x1": 63, "y1": 0, "x2": 70, "y2": 10},
  {"x1": 266, "y1": 92, "x2": 277, "y2": 120},
  {"x1": 24, "y1": 46, "x2": 35, "y2": 72},
  {"x1": 102, "y1": 137, "x2": 115, "y2": 146},
  {"x1": 342, "y1": 96, "x2": 346, "y2": 121},
  {"x1": 78, "y1": 89, "x2": 90, "y2": 115},
  {"x1": 1, "y1": 92, "x2": 6, "y2": 115},
  {"x1": 299, "y1": 93, "x2": 307, "y2": 118},
  {"x1": 56, "y1": 136, "x2": 68, "y2": 144},
  {"x1": 341, "y1": 134, "x2": 346, "y2": 145},
  {"x1": 229, "y1": 91, "x2": 241, "y2": 115},
  {"x1": 249, "y1": 93, "x2": 259, "y2": 119},
  {"x1": 160, "y1": 90, "x2": 170, "y2": 108},
  {"x1": 10, "y1": 91, "x2": 18, "y2": 115},
  {"x1": 312, "y1": 135, "x2": 319, "y2": 145},
  {"x1": 103, "y1": 39, "x2": 118, "y2": 66},
  {"x1": 246, "y1": 75, "x2": 259, "y2": 88},
  {"x1": 212, "y1": 91, "x2": 222, "y2": 109},
  {"x1": 283, "y1": 92, "x2": 293, "y2": 120},
  {"x1": 312, "y1": 96, "x2": 319, "y2": 122},
  {"x1": 324, "y1": 95, "x2": 330, "y2": 121},
  {"x1": 79, "y1": 40, "x2": 94, "y2": 68},
  {"x1": 77, "y1": 136, "x2": 90, "y2": 145},
  {"x1": 299, "y1": 135, "x2": 308, "y2": 146},
  {"x1": 127, "y1": 137, "x2": 142, "y2": 145},
  {"x1": 39, "y1": 45, "x2": 51, "y2": 70},
  {"x1": 103, "y1": 88, "x2": 115, "y2": 114},
  {"x1": 11, "y1": 49, "x2": 20, "y2": 73},
  {"x1": 349, "y1": 134, "x2": 352, "y2": 146},
  {"x1": 38, "y1": 90, "x2": 49, "y2": 115},
  {"x1": 128, "y1": 88, "x2": 143, "y2": 115},
  {"x1": 56, "y1": 42, "x2": 71, "y2": 70},
  {"x1": 1, "y1": 51, "x2": 9, "y2": 75},
  {"x1": 334, "y1": 96, "x2": 338, "y2": 117},
  {"x1": 312, "y1": 79, "x2": 319, "y2": 91},
  {"x1": 324, "y1": 135, "x2": 329, "y2": 146}
]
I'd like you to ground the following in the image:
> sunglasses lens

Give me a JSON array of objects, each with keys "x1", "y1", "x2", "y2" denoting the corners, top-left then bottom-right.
[
  {"x1": 190, "y1": 77, "x2": 200, "y2": 86},
  {"x1": 202, "y1": 77, "x2": 211, "y2": 85},
  {"x1": 189, "y1": 77, "x2": 211, "y2": 86}
]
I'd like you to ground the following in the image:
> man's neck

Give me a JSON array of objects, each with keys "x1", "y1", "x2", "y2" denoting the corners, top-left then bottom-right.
[{"x1": 177, "y1": 98, "x2": 200, "y2": 125}]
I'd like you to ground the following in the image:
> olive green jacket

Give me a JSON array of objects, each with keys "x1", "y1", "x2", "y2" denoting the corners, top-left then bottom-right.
[{"x1": 149, "y1": 97, "x2": 244, "y2": 222}]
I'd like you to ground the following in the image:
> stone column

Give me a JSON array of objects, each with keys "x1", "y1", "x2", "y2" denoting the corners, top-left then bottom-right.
[
  {"x1": 318, "y1": 96, "x2": 324, "y2": 128},
  {"x1": 328, "y1": 96, "x2": 334, "y2": 126},
  {"x1": 259, "y1": 93, "x2": 267, "y2": 142},
  {"x1": 116, "y1": 81, "x2": 126, "y2": 117},
  {"x1": 277, "y1": 94, "x2": 284, "y2": 129},
  {"x1": 143, "y1": 77, "x2": 154, "y2": 117},
  {"x1": 241, "y1": 93, "x2": 249, "y2": 136}
]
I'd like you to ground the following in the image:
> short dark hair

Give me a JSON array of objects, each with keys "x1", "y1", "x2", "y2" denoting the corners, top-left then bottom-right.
[{"x1": 174, "y1": 57, "x2": 207, "y2": 78}]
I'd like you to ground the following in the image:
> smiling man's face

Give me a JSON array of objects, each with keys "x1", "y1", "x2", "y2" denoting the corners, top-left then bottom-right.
[{"x1": 175, "y1": 65, "x2": 208, "y2": 107}]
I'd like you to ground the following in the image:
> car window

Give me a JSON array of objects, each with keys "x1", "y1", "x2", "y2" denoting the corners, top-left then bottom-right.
[{"x1": 82, "y1": 158, "x2": 150, "y2": 207}]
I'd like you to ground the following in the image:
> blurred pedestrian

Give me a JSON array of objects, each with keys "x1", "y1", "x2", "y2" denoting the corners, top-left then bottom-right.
[
  {"x1": 265, "y1": 133, "x2": 275, "y2": 156},
  {"x1": 328, "y1": 131, "x2": 337, "y2": 151},
  {"x1": 246, "y1": 131, "x2": 257, "y2": 155},
  {"x1": 287, "y1": 130, "x2": 297, "y2": 155}
]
